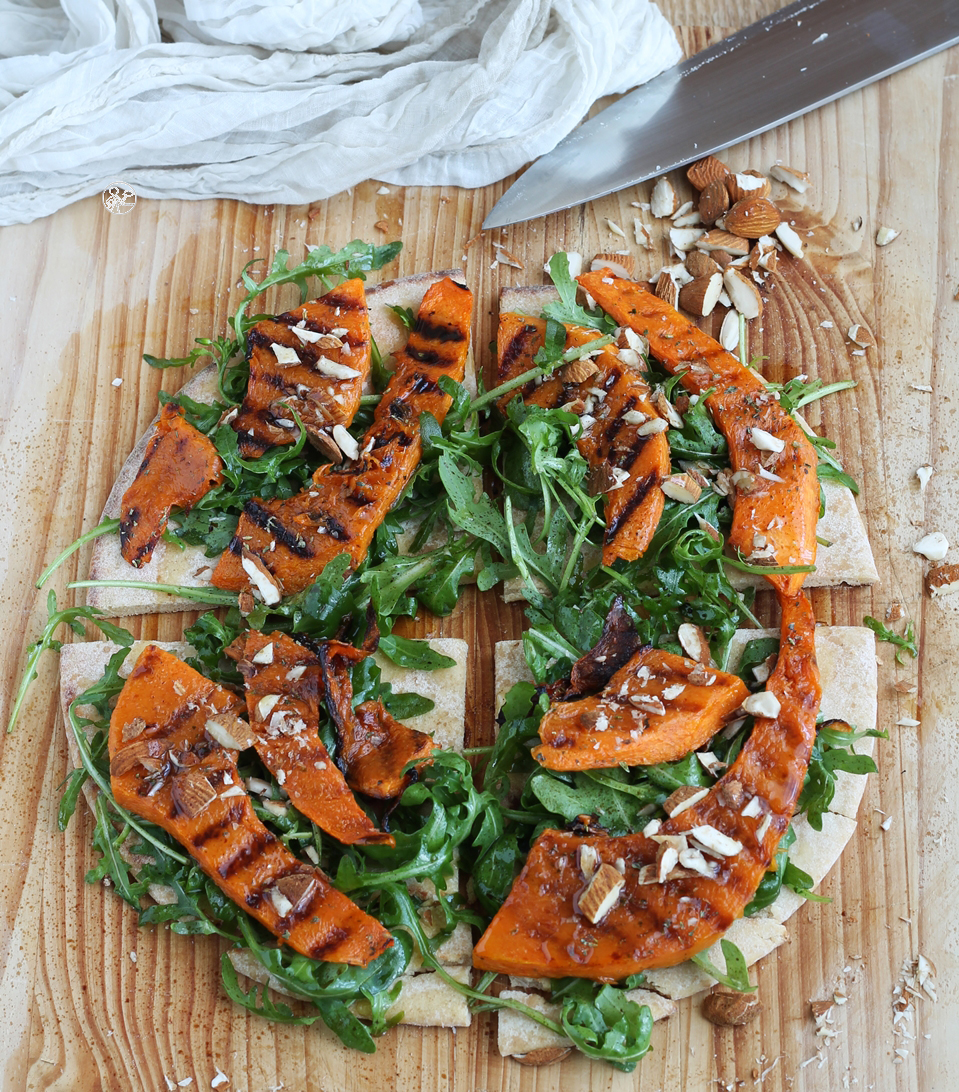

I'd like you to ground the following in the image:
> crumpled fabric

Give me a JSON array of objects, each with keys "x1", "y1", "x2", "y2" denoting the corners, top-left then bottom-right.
[{"x1": 0, "y1": 0, "x2": 682, "y2": 225}]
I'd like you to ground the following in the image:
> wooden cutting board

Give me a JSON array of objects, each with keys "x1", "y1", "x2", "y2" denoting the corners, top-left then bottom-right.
[{"x1": 1, "y1": 3, "x2": 956, "y2": 1088}]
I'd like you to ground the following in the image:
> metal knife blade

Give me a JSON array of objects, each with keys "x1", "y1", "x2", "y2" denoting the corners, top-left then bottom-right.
[{"x1": 483, "y1": 0, "x2": 959, "y2": 229}]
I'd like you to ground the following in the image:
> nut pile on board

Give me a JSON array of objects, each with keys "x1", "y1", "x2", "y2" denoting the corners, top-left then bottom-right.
[{"x1": 645, "y1": 154, "x2": 811, "y2": 353}]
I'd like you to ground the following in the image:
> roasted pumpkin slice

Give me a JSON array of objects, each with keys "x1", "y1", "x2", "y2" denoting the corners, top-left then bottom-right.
[
  {"x1": 227, "y1": 631, "x2": 394, "y2": 847},
  {"x1": 577, "y1": 270, "x2": 819, "y2": 597},
  {"x1": 231, "y1": 277, "x2": 372, "y2": 457},
  {"x1": 108, "y1": 644, "x2": 392, "y2": 965},
  {"x1": 319, "y1": 641, "x2": 436, "y2": 799},
  {"x1": 211, "y1": 276, "x2": 473, "y2": 598},
  {"x1": 118, "y1": 402, "x2": 223, "y2": 567},
  {"x1": 496, "y1": 313, "x2": 669, "y2": 564},
  {"x1": 533, "y1": 647, "x2": 749, "y2": 770},
  {"x1": 473, "y1": 590, "x2": 820, "y2": 979}
]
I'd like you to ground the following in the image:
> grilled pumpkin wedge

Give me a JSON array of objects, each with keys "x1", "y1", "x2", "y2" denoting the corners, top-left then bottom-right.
[
  {"x1": 211, "y1": 276, "x2": 472, "y2": 599},
  {"x1": 577, "y1": 270, "x2": 819, "y2": 597},
  {"x1": 227, "y1": 630, "x2": 394, "y2": 846},
  {"x1": 473, "y1": 589, "x2": 820, "y2": 979},
  {"x1": 231, "y1": 277, "x2": 372, "y2": 458},
  {"x1": 118, "y1": 402, "x2": 223, "y2": 567},
  {"x1": 496, "y1": 313, "x2": 669, "y2": 565},
  {"x1": 108, "y1": 644, "x2": 393, "y2": 965},
  {"x1": 319, "y1": 640, "x2": 436, "y2": 800},
  {"x1": 533, "y1": 647, "x2": 749, "y2": 770}
]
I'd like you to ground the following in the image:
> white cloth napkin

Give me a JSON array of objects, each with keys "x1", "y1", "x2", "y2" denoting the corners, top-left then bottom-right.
[{"x1": 0, "y1": 1, "x2": 682, "y2": 225}]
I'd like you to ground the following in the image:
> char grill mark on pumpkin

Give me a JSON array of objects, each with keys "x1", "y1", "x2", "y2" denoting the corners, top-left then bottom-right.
[
  {"x1": 215, "y1": 824, "x2": 279, "y2": 877},
  {"x1": 605, "y1": 471, "x2": 659, "y2": 538},
  {"x1": 498, "y1": 322, "x2": 541, "y2": 386},
  {"x1": 242, "y1": 500, "x2": 315, "y2": 555},
  {"x1": 308, "y1": 926, "x2": 352, "y2": 960}
]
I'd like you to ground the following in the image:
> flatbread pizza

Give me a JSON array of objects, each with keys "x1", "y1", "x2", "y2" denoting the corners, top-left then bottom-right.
[{"x1": 31, "y1": 230, "x2": 885, "y2": 1073}]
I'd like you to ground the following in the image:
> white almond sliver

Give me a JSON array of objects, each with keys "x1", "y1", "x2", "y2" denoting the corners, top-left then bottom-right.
[
  {"x1": 720, "y1": 309, "x2": 741, "y2": 352},
  {"x1": 271, "y1": 343, "x2": 300, "y2": 366},
  {"x1": 742, "y1": 691, "x2": 782, "y2": 718},
  {"x1": 332, "y1": 424, "x2": 360, "y2": 461},
  {"x1": 315, "y1": 356, "x2": 361, "y2": 380},
  {"x1": 913, "y1": 531, "x2": 949, "y2": 560},
  {"x1": 775, "y1": 222, "x2": 804, "y2": 258}
]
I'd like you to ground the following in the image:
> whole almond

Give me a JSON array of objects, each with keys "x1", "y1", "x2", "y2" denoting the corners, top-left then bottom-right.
[
  {"x1": 698, "y1": 179, "x2": 729, "y2": 226},
  {"x1": 679, "y1": 272, "x2": 724, "y2": 317},
  {"x1": 727, "y1": 169, "x2": 771, "y2": 203},
  {"x1": 685, "y1": 249, "x2": 721, "y2": 278},
  {"x1": 655, "y1": 270, "x2": 679, "y2": 308},
  {"x1": 696, "y1": 229, "x2": 751, "y2": 256},
  {"x1": 687, "y1": 155, "x2": 731, "y2": 191},
  {"x1": 725, "y1": 197, "x2": 782, "y2": 239}
]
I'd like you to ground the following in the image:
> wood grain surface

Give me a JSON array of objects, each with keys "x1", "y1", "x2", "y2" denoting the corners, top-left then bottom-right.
[{"x1": 2, "y1": 2, "x2": 957, "y2": 1089}]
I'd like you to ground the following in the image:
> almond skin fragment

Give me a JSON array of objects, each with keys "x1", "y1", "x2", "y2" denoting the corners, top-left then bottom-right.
[
  {"x1": 654, "y1": 270, "x2": 679, "y2": 308},
  {"x1": 678, "y1": 272, "x2": 724, "y2": 318},
  {"x1": 559, "y1": 356, "x2": 600, "y2": 384},
  {"x1": 698, "y1": 179, "x2": 730, "y2": 226},
  {"x1": 703, "y1": 988, "x2": 763, "y2": 1026},
  {"x1": 928, "y1": 561, "x2": 959, "y2": 597},
  {"x1": 696, "y1": 229, "x2": 751, "y2": 256},
  {"x1": 769, "y1": 164, "x2": 810, "y2": 193},
  {"x1": 687, "y1": 155, "x2": 731, "y2": 190},
  {"x1": 727, "y1": 170, "x2": 771, "y2": 203},
  {"x1": 590, "y1": 253, "x2": 636, "y2": 279},
  {"x1": 685, "y1": 249, "x2": 722, "y2": 279}
]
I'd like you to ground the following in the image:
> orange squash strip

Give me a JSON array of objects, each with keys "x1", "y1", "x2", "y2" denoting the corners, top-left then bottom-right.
[
  {"x1": 533, "y1": 647, "x2": 749, "y2": 771},
  {"x1": 319, "y1": 641, "x2": 436, "y2": 800},
  {"x1": 211, "y1": 277, "x2": 473, "y2": 598},
  {"x1": 577, "y1": 271, "x2": 819, "y2": 596},
  {"x1": 496, "y1": 313, "x2": 669, "y2": 564},
  {"x1": 108, "y1": 644, "x2": 393, "y2": 966},
  {"x1": 118, "y1": 402, "x2": 223, "y2": 567},
  {"x1": 473, "y1": 589, "x2": 820, "y2": 979},
  {"x1": 231, "y1": 278, "x2": 372, "y2": 457},
  {"x1": 227, "y1": 631, "x2": 394, "y2": 847}
]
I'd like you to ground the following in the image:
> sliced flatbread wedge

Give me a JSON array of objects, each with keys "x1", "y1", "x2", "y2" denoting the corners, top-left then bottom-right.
[
  {"x1": 87, "y1": 270, "x2": 474, "y2": 618},
  {"x1": 491, "y1": 624, "x2": 876, "y2": 1010},
  {"x1": 497, "y1": 284, "x2": 878, "y2": 599},
  {"x1": 58, "y1": 635, "x2": 471, "y2": 1028}
]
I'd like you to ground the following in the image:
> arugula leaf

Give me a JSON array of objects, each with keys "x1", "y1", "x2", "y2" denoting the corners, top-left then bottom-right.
[
  {"x1": 691, "y1": 939, "x2": 756, "y2": 992},
  {"x1": 157, "y1": 389, "x2": 228, "y2": 434},
  {"x1": 735, "y1": 637, "x2": 780, "y2": 689},
  {"x1": 387, "y1": 304, "x2": 415, "y2": 330},
  {"x1": 376, "y1": 635, "x2": 456, "y2": 671},
  {"x1": 798, "y1": 721, "x2": 883, "y2": 831},
  {"x1": 7, "y1": 591, "x2": 134, "y2": 734},
  {"x1": 35, "y1": 517, "x2": 121, "y2": 590},
  {"x1": 542, "y1": 253, "x2": 616, "y2": 333},
  {"x1": 560, "y1": 983, "x2": 653, "y2": 1072},
  {"x1": 864, "y1": 615, "x2": 918, "y2": 664}
]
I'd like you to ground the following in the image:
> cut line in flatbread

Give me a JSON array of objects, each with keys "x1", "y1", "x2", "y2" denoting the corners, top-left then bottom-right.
[
  {"x1": 497, "y1": 284, "x2": 878, "y2": 601},
  {"x1": 58, "y1": 636, "x2": 470, "y2": 1026},
  {"x1": 491, "y1": 624, "x2": 876, "y2": 1007},
  {"x1": 86, "y1": 270, "x2": 475, "y2": 618}
]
